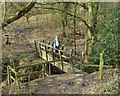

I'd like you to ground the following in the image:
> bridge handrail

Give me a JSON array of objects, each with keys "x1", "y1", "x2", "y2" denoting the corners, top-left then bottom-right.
[
  {"x1": 16, "y1": 57, "x2": 72, "y2": 69},
  {"x1": 17, "y1": 70, "x2": 44, "y2": 78},
  {"x1": 34, "y1": 40, "x2": 64, "y2": 52}
]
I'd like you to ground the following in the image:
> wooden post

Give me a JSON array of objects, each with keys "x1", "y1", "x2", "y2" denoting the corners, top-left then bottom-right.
[
  {"x1": 42, "y1": 40, "x2": 44, "y2": 50},
  {"x1": 70, "y1": 52, "x2": 74, "y2": 73},
  {"x1": 99, "y1": 51, "x2": 104, "y2": 79},
  {"x1": 12, "y1": 60, "x2": 20, "y2": 90},
  {"x1": 39, "y1": 43, "x2": 42, "y2": 57},
  {"x1": 43, "y1": 40, "x2": 44, "y2": 43},
  {"x1": 61, "y1": 45, "x2": 64, "y2": 56},
  {"x1": 51, "y1": 48, "x2": 54, "y2": 60},
  {"x1": 44, "y1": 45, "x2": 48, "y2": 74},
  {"x1": 43, "y1": 64, "x2": 45, "y2": 78},
  {"x1": 61, "y1": 45, "x2": 64, "y2": 50},
  {"x1": 9, "y1": 68, "x2": 12, "y2": 85},
  {"x1": 49, "y1": 63, "x2": 51, "y2": 75},
  {"x1": 15, "y1": 72, "x2": 20, "y2": 90},
  {"x1": 7, "y1": 67, "x2": 10, "y2": 87},
  {"x1": 81, "y1": 52, "x2": 84, "y2": 69},
  {"x1": 59, "y1": 50, "x2": 63, "y2": 70},
  {"x1": 45, "y1": 45, "x2": 48, "y2": 61},
  {"x1": 48, "y1": 41, "x2": 51, "y2": 75},
  {"x1": 48, "y1": 41, "x2": 50, "y2": 45},
  {"x1": 34, "y1": 40, "x2": 38, "y2": 54},
  {"x1": 51, "y1": 48, "x2": 55, "y2": 66}
]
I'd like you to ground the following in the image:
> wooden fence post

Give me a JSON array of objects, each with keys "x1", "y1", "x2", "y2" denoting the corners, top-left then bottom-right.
[
  {"x1": 81, "y1": 52, "x2": 84, "y2": 69},
  {"x1": 7, "y1": 67, "x2": 10, "y2": 87},
  {"x1": 70, "y1": 52, "x2": 74, "y2": 73},
  {"x1": 34, "y1": 40, "x2": 38, "y2": 54},
  {"x1": 49, "y1": 63, "x2": 51, "y2": 75},
  {"x1": 43, "y1": 64, "x2": 45, "y2": 78},
  {"x1": 48, "y1": 41, "x2": 51, "y2": 75},
  {"x1": 45, "y1": 45, "x2": 49, "y2": 75},
  {"x1": 99, "y1": 51, "x2": 104, "y2": 79},
  {"x1": 59, "y1": 50, "x2": 63, "y2": 70},
  {"x1": 48, "y1": 41, "x2": 50, "y2": 45},
  {"x1": 51, "y1": 48, "x2": 55, "y2": 66},
  {"x1": 43, "y1": 40, "x2": 44, "y2": 43},
  {"x1": 61, "y1": 45, "x2": 64, "y2": 50},
  {"x1": 39, "y1": 43, "x2": 42, "y2": 57},
  {"x1": 45, "y1": 45, "x2": 48, "y2": 61},
  {"x1": 12, "y1": 60, "x2": 20, "y2": 90}
]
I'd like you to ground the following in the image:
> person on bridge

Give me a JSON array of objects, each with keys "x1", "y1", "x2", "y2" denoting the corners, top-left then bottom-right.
[{"x1": 51, "y1": 36, "x2": 60, "y2": 58}]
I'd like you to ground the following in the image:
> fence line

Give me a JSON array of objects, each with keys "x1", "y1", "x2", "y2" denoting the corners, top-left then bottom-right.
[
  {"x1": 73, "y1": 50, "x2": 119, "y2": 79},
  {"x1": 7, "y1": 40, "x2": 120, "y2": 89},
  {"x1": 7, "y1": 57, "x2": 73, "y2": 89}
]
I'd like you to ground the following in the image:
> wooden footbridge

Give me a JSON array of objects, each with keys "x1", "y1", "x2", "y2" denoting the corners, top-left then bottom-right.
[
  {"x1": 34, "y1": 40, "x2": 82, "y2": 74},
  {"x1": 6, "y1": 39, "x2": 119, "y2": 90},
  {"x1": 6, "y1": 40, "x2": 82, "y2": 90}
]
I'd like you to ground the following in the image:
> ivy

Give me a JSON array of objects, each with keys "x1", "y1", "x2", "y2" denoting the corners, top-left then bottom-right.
[{"x1": 90, "y1": 2, "x2": 119, "y2": 67}]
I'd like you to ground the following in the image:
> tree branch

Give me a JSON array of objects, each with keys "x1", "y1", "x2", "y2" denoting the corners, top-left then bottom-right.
[
  {"x1": 2, "y1": 2, "x2": 36, "y2": 28},
  {"x1": 35, "y1": 6, "x2": 91, "y2": 31},
  {"x1": 77, "y1": 3, "x2": 89, "y2": 10}
]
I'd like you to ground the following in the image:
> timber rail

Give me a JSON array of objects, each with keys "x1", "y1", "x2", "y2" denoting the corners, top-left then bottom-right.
[
  {"x1": 6, "y1": 39, "x2": 120, "y2": 90},
  {"x1": 34, "y1": 40, "x2": 81, "y2": 73},
  {"x1": 7, "y1": 40, "x2": 77, "y2": 89}
]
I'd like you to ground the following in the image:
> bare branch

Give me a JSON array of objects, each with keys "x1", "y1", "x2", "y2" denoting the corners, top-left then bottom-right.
[
  {"x1": 35, "y1": 6, "x2": 91, "y2": 31},
  {"x1": 2, "y1": 2, "x2": 36, "y2": 28}
]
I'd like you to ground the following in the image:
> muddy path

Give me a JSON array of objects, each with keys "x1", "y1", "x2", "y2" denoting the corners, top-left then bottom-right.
[{"x1": 8, "y1": 69, "x2": 118, "y2": 94}]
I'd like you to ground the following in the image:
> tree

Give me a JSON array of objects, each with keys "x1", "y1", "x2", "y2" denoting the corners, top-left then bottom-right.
[
  {"x1": 72, "y1": 3, "x2": 77, "y2": 55},
  {"x1": 2, "y1": 2, "x2": 35, "y2": 28},
  {"x1": 61, "y1": 3, "x2": 70, "y2": 37}
]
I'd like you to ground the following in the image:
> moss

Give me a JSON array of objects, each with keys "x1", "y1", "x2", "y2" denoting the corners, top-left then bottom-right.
[
  {"x1": 29, "y1": 82, "x2": 38, "y2": 86},
  {"x1": 76, "y1": 82, "x2": 83, "y2": 88},
  {"x1": 15, "y1": 91, "x2": 23, "y2": 94}
]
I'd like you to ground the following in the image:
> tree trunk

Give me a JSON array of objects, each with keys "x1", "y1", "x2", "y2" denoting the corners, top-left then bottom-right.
[
  {"x1": 85, "y1": 3, "x2": 94, "y2": 57},
  {"x1": 62, "y1": 20, "x2": 66, "y2": 37},
  {"x1": 94, "y1": 2, "x2": 99, "y2": 32},
  {"x1": 25, "y1": 14, "x2": 29, "y2": 25},
  {"x1": 72, "y1": 3, "x2": 77, "y2": 55},
  {"x1": 2, "y1": 2, "x2": 35, "y2": 28}
]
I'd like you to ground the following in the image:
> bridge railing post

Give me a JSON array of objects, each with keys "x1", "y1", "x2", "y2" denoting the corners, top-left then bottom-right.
[
  {"x1": 81, "y1": 52, "x2": 84, "y2": 70},
  {"x1": 43, "y1": 64, "x2": 45, "y2": 78},
  {"x1": 45, "y1": 45, "x2": 49, "y2": 75},
  {"x1": 48, "y1": 41, "x2": 51, "y2": 75},
  {"x1": 7, "y1": 66, "x2": 10, "y2": 87},
  {"x1": 49, "y1": 63, "x2": 51, "y2": 75},
  {"x1": 59, "y1": 50, "x2": 63, "y2": 70},
  {"x1": 70, "y1": 51, "x2": 74, "y2": 73},
  {"x1": 48, "y1": 41, "x2": 50, "y2": 46},
  {"x1": 51, "y1": 47, "x2": 55, "y2": 66},
  {"x1": 42, "y1": 39, "x2": 44, "y2": 43},
  {"x1": 45, "y1": 45, "x2": 48, "y2": 61},
  {"x1": 9, "y1": 66, "x2": 12, "y2": 86},
  {"x1": 34, "y1": 40, "x2": 38, "y2": 54},
  {"x1": 42, "y1": 40, "x2": 45, "y2": 50},
  {"x1": 11, "y1": 59, "x2": 20, "y2": 90},
  {"x1": 39, "y1": 43, "x2": 42, "y2": 57}
]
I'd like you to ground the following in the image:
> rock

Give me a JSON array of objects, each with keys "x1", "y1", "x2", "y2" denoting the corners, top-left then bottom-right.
[
  {"x1": 76, "y1": 82, "x2": 83, "y2": 87},
  {"x1": 83, "y1": 82, "x2": 88, "y2": 86}
]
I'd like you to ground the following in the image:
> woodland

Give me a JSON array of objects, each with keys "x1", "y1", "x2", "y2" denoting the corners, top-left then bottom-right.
[{"x1": 1, "y1": 1, "x2": 120, "y2": 94}]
